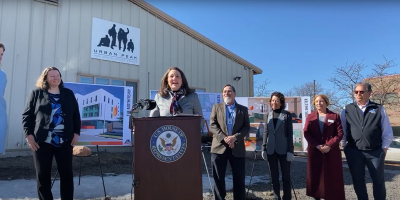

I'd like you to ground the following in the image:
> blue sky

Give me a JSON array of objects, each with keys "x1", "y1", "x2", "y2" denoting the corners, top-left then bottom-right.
[{"x1": 145, "y1": 0, "x2": 400, "y2": 93}]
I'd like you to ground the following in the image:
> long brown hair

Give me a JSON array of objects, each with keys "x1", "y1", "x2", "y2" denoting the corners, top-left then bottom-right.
[
  {"x1": 158, "y1": 67, "x2": 193, "y2": 98},
  {"x1": 36, "y1": 67, "x2": 64, "y2": 90}
]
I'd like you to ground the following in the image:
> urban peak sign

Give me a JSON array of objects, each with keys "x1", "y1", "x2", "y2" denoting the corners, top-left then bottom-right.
[{"x1": 91, "y1": 18, "x2": 140, "y2": 65}]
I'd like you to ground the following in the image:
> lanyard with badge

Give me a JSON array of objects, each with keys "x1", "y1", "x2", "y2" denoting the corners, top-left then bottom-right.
[{"x1": 227, "y1": 104, "x2": 235, "y2": 125}]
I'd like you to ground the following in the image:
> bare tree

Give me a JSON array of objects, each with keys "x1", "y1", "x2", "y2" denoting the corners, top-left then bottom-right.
[
  {"x1": 366, "y1": 57, "x2": 400, "y2": 110},
  {"x1": 329, "y1": 60, "x2": 367, "y2": 102},
  {"x1": 254, "y1": 78, "x2": 271, "y2": 97},
  {"x1": 284, "y1": 89, "x2": 297, "y2": 97},
  {"x1": 285, "y1": 81, "x2": 343, "y2": 113}
]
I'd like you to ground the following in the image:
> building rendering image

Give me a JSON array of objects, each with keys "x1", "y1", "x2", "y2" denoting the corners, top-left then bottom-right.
[{"x1": 75, "y1": 89, "x2": 123, "y2": 137}]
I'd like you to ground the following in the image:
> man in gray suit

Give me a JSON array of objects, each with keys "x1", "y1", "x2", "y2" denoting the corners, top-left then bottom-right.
[{"x1": 210, "y1": 84, "x2": 250, "y2": 200}]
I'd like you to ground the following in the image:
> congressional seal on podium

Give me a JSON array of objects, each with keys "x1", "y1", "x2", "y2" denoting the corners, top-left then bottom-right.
[{"x1": 150, "y1": 125, "x2": 187, "y2": 163}]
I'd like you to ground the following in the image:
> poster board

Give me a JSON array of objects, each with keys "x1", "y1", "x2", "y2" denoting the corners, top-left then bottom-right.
[
  {"x1": 64, "y1": 82, "x2": 133, "y2": 146},
  {"x1": 236, "y1": 96, "x2": 311, "y2": 152}
]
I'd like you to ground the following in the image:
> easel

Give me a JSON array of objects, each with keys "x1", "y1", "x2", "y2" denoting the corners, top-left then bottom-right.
[
  {"x1": 246, "y1": 149, "x2": 297, "y2": 200},
  {"x1": 52, "y1": 145, "x2": 107, "y2": 199},
  {"x1": 202, "y1": 120, "x2": 213, "y2": 192},
  {"x1": 246, "y1": 150, "x2": 272, "y2": 199}
]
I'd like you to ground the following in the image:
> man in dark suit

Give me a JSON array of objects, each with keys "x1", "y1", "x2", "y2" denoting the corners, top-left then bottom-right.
[{"x1": 210, "y1": 84, "x2": 250, "y2": 200}]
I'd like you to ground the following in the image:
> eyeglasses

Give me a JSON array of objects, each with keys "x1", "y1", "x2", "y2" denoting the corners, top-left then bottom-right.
[{"x1": 354, "y1": 90, "x2": 366, "y2": 94}]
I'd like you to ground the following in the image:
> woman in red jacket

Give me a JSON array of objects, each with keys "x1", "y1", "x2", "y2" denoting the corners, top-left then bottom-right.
[{"x1": 303, "y1": 94, "x2": 345, "y2": 200}]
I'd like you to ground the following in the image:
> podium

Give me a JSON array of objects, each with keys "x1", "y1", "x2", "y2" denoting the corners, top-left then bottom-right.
[{"x1": 133, "y1": 116, "x2": 203, "y2": 200}]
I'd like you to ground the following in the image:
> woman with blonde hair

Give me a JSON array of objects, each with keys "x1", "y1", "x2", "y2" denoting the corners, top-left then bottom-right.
[
  {"x1": 303, "y1": 94, "x2": 345, "y2": 200},
  {"x1": 22, "y1": 67, "x2": 81, "y2": 200}
]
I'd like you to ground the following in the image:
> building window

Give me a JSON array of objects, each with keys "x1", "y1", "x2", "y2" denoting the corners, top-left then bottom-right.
[
  {"x1": 193, "y1": 88, "x2": 206, "y2": 93},
  {"x1": 78, "y1": 74, "x2": 139, "y2": 106},
  {"x1": 111, "y1": 79, "x2": 124, "y2": 86},
  {"x1": 95, "y1": 96, "x2": 97, "y2": 101},
  {"x1": 96, "y1": 78, "x2": 110, "y2": 85},
  {"x1": 79, "y1": 76, "x2": 94, "y2": 84}
]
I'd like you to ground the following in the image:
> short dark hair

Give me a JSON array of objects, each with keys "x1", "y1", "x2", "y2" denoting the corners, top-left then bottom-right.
[
  {"x1": 269, "y1": 91, "x2": 286, "y2": 109},
  {"x1": 0, "y1": 42, "x2": 5, "y2": 51},
  {"x1": 355, "y1": 82, "x2": 372, "y2": 92},
  {"x1": 222, "y1": 84, "x2": 236, "y2": 93}
]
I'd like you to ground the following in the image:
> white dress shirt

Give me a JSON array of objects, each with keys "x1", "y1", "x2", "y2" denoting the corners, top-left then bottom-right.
[{"x1": 340, "y1": 100, "x2": 393, "y2": 149}]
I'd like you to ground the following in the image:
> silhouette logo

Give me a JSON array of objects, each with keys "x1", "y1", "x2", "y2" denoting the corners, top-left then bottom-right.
[
  {"x1": 97, "y1": 23, "x2": 134, "y2": 53},
  {"x1": 91, "y1": 18, "x2": 140, "y2": 65}
]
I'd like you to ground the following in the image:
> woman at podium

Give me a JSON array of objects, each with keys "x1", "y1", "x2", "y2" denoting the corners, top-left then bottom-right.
[{"x1": 150, "y1": 67, "x2": 204, "y2": 128}]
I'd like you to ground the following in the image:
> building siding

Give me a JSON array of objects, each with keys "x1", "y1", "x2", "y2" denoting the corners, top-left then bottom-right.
[{"x1": 0, "y1": 0, "x2": 253, "y2": 150}]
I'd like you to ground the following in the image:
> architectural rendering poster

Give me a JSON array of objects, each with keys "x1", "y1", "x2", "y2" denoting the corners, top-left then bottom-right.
[
  {"x1": 236, "y1": 96, "x2": 311, "y2": 152},
  {"x1": 64, "y1": 82, "x2": 133, "y2": 146},
  {"x1": 197, "y1": 92, "x2": 222, "y2": 134},
  {"x1": 91, "y1": 17, "x2": 140, "y2": 65}
]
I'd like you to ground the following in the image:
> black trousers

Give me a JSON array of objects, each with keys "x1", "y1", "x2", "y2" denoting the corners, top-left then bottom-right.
[
  {"x1": 344, "y1": 146, "x2": 386, "y2": 200},
  {"x1": 32, "y1": 142, "x2": 74, "y2": 200},
  {"x1": 267, "y1": 152, "x2": 292, "y2": 200},
  {"x1": 211, "y1": 148, "x2": 245, "y2": 200}
]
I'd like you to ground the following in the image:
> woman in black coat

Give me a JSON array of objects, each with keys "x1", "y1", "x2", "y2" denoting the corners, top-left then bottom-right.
[{"x1": 22, "y1": 67, "x2": 81, "y2": 200}]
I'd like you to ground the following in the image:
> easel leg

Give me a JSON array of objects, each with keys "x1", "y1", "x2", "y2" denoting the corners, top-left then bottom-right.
[
  {"x1": 201, "y1": 146, "x2": 213, "y2": 193},
  {"x1": 131, "y1": 143, "x2": 135, "y2": 200},
  {"x1": 79, "y1": 157, "x2": 83, "y2": 185},
  {"x1": 246, "y1": 150, "x2": 258, "y2": 199},
  {"x1": 51, "y1": 170, "x2": 58, "y2": 188},
  {"x1": 290, "y1": 161, "x2": 297, "y2": 200},
  {"x1": 96, "y1": 145, "x2": 107, "y2": 198}
]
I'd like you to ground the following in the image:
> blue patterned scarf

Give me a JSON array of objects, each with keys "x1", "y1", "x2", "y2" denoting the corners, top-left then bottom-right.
[{"x1": 168, "y1": 87, "x2": 186, "y2": 116}]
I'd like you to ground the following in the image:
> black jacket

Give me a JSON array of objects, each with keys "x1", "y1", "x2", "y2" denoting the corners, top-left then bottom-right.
[
  {"x1": 22, "y1": 88, "x2": 81, "y2": 143},
  {"x1": 344, "y1": 101, "x2": 382, "y2": 150}
]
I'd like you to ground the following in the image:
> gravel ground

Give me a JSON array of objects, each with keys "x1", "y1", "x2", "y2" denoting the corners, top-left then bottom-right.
[{"x1": 1, "y1": 149, "x2": 399, "y2": 200}]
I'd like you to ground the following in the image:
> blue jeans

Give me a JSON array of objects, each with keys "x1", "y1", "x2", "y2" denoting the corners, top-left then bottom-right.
[{"x1": 344, "y1": 146, "x2": 386, "y2": 200}]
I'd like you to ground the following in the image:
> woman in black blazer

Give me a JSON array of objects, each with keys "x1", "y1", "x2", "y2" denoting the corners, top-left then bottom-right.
[{"x1": 22, "y1": 67, "x2": 81, "y2": 200}]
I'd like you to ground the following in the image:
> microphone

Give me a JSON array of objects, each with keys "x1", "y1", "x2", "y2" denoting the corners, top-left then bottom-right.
[
  {"x1": 131, "y1": 99, "x2": 157, "y2": 112},
  {"x1": 129, "y1": 99, "x2": 157, "y2": 130}
]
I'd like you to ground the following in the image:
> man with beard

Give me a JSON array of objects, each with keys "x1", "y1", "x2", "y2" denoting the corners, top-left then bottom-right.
[{"x1": 210, "y1": 84, "x2": 250, "y2": 200}]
